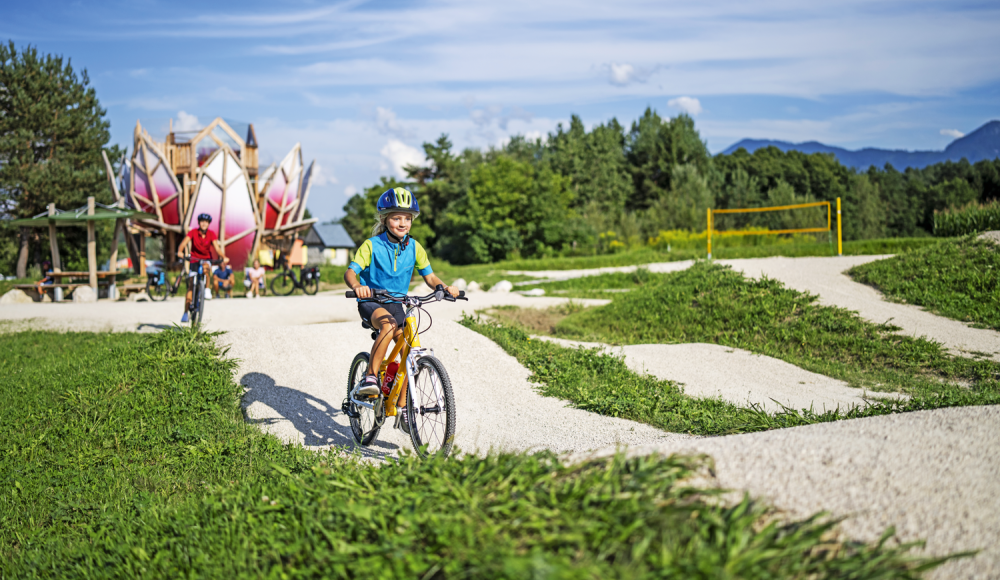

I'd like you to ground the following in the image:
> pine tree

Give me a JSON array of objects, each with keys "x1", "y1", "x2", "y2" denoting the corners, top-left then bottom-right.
[{"x1": 0, "y1": 42, "x2": 118, "y2": 277}]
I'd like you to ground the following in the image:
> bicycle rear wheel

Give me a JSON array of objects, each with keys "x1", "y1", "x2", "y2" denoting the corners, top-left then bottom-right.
[
  {"x1": 270, "y1": 272, "x2": 296, "y2": 296},
  {"x1": 147, "y1": 277, "x2": 169, "y2": 301},
  {"x1": 303, "y1": 277, "x2": 319, "y2": 295},
  {"x1": 406, "y1": 355, "x2": 456, "y2": 457},
  {"x1": 346, "y1": 352, "x2": 382, "y2": 446}
]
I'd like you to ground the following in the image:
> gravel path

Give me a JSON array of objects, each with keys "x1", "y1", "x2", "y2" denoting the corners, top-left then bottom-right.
[
  {"x1": 538, "y1": 336, "x2": 906, "y2": 412},
  {"x1": 511, "y1": 255, "x2": 1000, "y2": 362},
  {"x1": 721, "y1": 256, "x2": 1000, "y2": 362},
  {"x1": 578, "y1": 405, "x2": 1000, "y2": 580},
  {"x1": 219, "y1": 320, "x2": 688, "y2": 457}
]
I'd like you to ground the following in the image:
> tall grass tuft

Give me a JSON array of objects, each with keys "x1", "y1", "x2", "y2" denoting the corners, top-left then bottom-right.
[{"x1": 934, "y1": 200, "x2": 1000, "y2": 237}]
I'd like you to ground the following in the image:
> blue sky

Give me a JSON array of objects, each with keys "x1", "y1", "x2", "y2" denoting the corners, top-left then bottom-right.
[{"x1": 4, "y1": 0, "x2": 999, "y2": 221}]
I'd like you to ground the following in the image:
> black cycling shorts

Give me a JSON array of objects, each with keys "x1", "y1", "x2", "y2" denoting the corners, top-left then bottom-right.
[{"x1": 358, "y1": 301, "x2": 406, "y2": 329}]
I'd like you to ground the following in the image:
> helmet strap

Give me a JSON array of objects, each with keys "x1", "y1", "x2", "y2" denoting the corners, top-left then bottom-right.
[{"x1": 386, "y1": 229, "x2": 409, "y2": 249}]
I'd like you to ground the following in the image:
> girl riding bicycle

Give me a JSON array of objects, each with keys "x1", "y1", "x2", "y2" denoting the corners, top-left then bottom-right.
[
  {"x1": 177, "y1": 213, "x2": 227, "y2": 323},
  {"x1": 344, "y1": 188, "x2": 458, "y2": 397}
]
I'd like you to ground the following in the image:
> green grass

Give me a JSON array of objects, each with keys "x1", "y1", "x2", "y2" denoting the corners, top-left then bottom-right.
[
  {"x1": 471, "y1": 263, "x2": 998, "y2": 424},
  {"x1": 429, "y1": 237, "x2": 941, "y2": 289},
  {"x1": 0, "y1": 329, "x2": 957, "y2": 578},
  {"x1": 848, "y1": 236, "x2": 1000, "y2": 331}
]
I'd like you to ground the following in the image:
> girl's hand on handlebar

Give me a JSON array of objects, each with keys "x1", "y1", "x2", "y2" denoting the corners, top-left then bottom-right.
[
  {"x1": 446, "y1": 285, "x2": 459, "y2": 298},
  {"x1": 355, "y1": 285, "x2": 372, "y2": 299}
]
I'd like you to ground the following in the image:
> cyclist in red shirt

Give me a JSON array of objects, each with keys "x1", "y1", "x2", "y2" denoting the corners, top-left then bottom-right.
[{"x1": 176, "y1": 213, "x2": 228, "y2": 323}]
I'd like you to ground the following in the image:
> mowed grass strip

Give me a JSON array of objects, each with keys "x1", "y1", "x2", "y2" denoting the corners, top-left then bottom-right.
[
  {"x1": 848, "y1": 236, "x2": 1000, "y2": 331},
  {"x1": 0, "y1": 329, "x2": 956, "y2": 578},
  {"x1": 544, "y1": 262, "x2": 999, "y2": 397}
]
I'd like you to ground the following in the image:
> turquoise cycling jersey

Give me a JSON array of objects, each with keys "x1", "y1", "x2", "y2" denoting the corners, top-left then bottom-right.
[{"x1": 349, "y1": 233, "x2": 433, "y2": 297}]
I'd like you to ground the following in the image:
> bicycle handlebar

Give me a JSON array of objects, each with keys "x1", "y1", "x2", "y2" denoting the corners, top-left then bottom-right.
[{"x1": 346, "y1": 285, "x2": 467, "y2": 303}]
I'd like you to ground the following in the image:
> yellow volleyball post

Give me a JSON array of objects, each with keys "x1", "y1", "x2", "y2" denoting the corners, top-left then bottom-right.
[
  {"x1": 706, "y1": 208, "x2": 712, "y2": 260},
  {"x1": 836, "y1": 197, "x2": 843, "y2": 256}
]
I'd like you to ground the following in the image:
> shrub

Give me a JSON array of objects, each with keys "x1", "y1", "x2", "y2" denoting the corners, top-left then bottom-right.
[{"x1": 933, "y1": 200, "x2": 1000, "y2": 237}]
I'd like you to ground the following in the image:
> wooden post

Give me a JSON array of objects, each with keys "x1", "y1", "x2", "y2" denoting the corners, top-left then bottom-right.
[
  {"x1": 87, "y1": 197, "x2": 97, "y2": 290},
  {"x1": 139, "y1": 233, "x2": 147, "y2": 277},
  {"x1": 108, "y1": 219, "x2": 121, "y2": 300},
  {"x1": 47, "y1": 203, "x2": 62, "y2": 272}
]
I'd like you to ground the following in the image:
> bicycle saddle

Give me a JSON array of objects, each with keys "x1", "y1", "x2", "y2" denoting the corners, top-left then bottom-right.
[{"x1": 361, "y1": 319, "x2": 378, "y2": 340}]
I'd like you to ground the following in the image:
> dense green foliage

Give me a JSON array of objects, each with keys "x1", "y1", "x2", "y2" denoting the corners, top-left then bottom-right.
[
  {"x1": 933, "y1": 200, "x2": 1000, "y2": 236},
  {"x1": 345, "y1": 108, "x2": 1000, "y2": 264},
  {"x1": 849, "y1": 237, "x2": 1000, "y2": 331},
  {"x1": 0, "y1": 329, "x2": 951, "y2": 578},
  {"x1": 499, "y1": 263, "x2": 1000, "y2": 397},
  {"x1": 0, "y1": 42, "x2": 123, "y2": 277}
]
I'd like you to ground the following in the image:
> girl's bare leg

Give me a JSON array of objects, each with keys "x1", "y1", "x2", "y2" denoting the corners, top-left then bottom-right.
[{"x1": 368, "y1": 308, "x2": 403, "y2": 377}]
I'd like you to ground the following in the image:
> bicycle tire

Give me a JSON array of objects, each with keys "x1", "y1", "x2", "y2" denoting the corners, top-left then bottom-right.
[
  {"x1": 346, "y1": 352, "x2": 382, "y2": 446},
  {"x1": 303, "y1": 277, "x2": 319, "y2": 295},
  {"x1": 192, "y1": 274, "x2": 206, "y2": 327},
  {"x1": 146, "y1": 277, "x2": 169, "y2": 301},
  {"x1": 406, "y1": 355, "x2": 456, "y2": 457},
  {"x1": 270, "y1": 272, "x2": 296, "y2": 296}
]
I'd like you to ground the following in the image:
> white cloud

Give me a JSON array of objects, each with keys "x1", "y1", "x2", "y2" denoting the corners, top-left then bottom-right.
[
  {"x1": 344, "y1": 184, "x2": 358, "y2": 197},
  {"x1": 379, "y1": 139, "x2": 425, "y2": 180},
  {"x1": 609, "y1": 63, "x2": 636, "y2": 86},
  {"x1": 940, "y1": 128, "x2": 964, "y2": 139},
  {"x1": 668, "y1": 97, "x2": 703, "y2": 116},
  {"x1": 524, "y1": 130, "x2": 546, "y2": 142},
  {"x1": 310, "y1": 162, "x2": 335, "y2": 186},
  {"x1": 174, "y1": 111, "x2": 201, "y2": 131},
  {"x1": 375, "y1": 106, "x2": 410, "y2": 137}
]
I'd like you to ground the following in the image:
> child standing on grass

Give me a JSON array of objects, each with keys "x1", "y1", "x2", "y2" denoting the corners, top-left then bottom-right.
[{"x1": 344, "y1": 188, "x2": 458, "y2": 400}]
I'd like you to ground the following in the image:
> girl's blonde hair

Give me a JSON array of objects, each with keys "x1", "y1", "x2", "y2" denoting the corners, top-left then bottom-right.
[{"x1": 371, "y1": 213, "x2": 388, "y2": 237}]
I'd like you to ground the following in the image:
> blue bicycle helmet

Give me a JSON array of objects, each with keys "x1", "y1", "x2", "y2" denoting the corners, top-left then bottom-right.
[
  {"x1": 376, "y1": 188, "x2": 420, "y2": 216},
  {"x1": 197, "y1": 212, "x2": 213, "y2": 223}
]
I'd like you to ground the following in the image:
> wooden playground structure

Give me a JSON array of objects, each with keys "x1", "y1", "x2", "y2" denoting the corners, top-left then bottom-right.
[{"x1": 104, "y1": 116, "x2": 318, "y2": 274}]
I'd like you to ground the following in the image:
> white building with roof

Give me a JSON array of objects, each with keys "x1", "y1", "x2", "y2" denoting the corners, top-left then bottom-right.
[{"x1": 302, "y1": 223, "x2": 356, "y2": 266}]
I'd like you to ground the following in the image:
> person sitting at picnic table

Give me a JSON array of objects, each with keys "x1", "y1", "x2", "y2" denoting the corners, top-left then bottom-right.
[
  {"x1": 213, "y1": 262, "x2": 234, "y2": 298},
  {"x1": 245, "y1": 258, "x2": 266, "y2": 299},
  {"x1": 35, "y1": 260, "x2": 54, "y2": 297}
]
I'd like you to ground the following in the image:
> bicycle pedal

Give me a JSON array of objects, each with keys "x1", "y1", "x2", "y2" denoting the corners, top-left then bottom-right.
[{"x1": 341, "y1": 399, "x2": 360, "y2": 419}]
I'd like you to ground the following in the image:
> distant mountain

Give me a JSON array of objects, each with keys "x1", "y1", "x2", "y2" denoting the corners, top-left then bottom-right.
[{"x1": 720, "y1": 120, "x2": 1000, "y2": 170}]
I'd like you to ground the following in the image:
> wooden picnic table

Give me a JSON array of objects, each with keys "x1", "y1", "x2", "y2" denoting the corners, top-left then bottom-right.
[{"x1": 48, "y1": 271, "x2": 120, "y2": 280}]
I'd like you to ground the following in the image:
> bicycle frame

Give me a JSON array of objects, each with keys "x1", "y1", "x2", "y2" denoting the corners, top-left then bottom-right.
[{"x1": 348, "y1": 305, "x2": 441, "y2": 418}]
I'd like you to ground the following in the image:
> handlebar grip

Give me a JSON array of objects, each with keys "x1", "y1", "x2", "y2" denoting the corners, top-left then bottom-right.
[
  {"x1": 345, "y1": 288, "x2": 388, "y2": 299},
  {"x1": 458, "y1": 290, "x2": 466, "y2": 299}
]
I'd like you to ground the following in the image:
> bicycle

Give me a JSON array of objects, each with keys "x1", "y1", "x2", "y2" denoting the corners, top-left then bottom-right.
[
  {"x1": 186, "y1": 258, "x2": 223, "y2": 328},
  {"x1": 342, "y1": 285, "x2": 467, "y2": 457},
  {"x1": 146, "y1": 264, "x2": 184, "y2": 301},
  {"x1": 269, "y1": 260, "x2": 321, "y2": 296}
]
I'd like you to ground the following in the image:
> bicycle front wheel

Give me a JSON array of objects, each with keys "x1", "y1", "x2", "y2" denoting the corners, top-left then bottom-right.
[
  {"x1": 406, "y1": 355, "x2": 456, "y2": 457},
  {"x1": 346, "y1": 352, "x2": 382, "y2": 446},
  {"x1": 270, "y1": 272, "x2": 295, "y2": 296},
  {"x1": 192, "y1": 275, "x2": 206, "y2": 327}
]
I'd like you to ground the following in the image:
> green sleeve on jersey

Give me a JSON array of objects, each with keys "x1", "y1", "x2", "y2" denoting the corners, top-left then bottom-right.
[
  {"x1": 414, "y1": 241, "x2": 433, "y2": 276},
  {"x1": 349, "y1": 239, "x2": 373, "y2": 274}
]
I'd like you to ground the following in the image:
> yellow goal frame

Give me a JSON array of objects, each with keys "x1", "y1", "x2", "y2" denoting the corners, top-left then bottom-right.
[{"x1": 707, "y1": 197, "x2": 842, "y2": 258}]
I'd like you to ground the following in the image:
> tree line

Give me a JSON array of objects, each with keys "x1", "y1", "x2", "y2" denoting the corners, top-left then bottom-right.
[{"x1": 342, "y1": 110, "x2": 1000, "y2": 264}]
